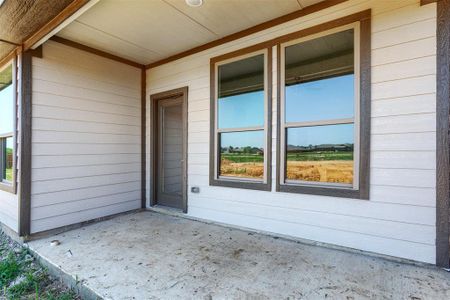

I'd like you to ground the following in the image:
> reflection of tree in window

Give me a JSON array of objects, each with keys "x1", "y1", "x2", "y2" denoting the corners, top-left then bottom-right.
[
  {"x1": 220, "y1": 131, "x2": 264, "y2": 179},
  {"x1": 286, "y1": 125, "x2": 354, "y2": 184},
  {"x1": 4, "y1": 137, "x2": 13, "y2": 182}
]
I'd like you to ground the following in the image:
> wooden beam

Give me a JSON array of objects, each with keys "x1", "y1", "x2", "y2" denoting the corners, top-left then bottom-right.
[
  {"x1": 18, "y1": 51, "x2": 33, "y2": 237},
  {"x1": 49, "y1": 36, "x2": 144, "y2": 69},
  {"x1": 22, "y1": 0, "x2": 89, "y2": 51},
  {"x1": 141, "y1": 67, "x2": 147, "y2": 209},
  {"x1": 0, "y1": 47, "x2": 19, "y2": 70},
  {"x1": 421, "y1": 0, "x2": 438, "y2": 5},
  {"x1": 436, "y1": 0, "x2": 450, "y2": 268},
  {"x1": 0, "y1": 39, "x2": 21, "y2": 46},
  {"x1": 145, "y1": 0, "x2": 348, "y2": 69},
  {"x1": 29, "y1": 46, "x2": 43, "y2": 58}
]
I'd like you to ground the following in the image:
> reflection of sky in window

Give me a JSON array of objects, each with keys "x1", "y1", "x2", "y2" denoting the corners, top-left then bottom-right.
[
  {"x1": 285, "y1": 75, "x2": 354, "y2": 123},
  {"x1": 6, "y1": 136, "x2": 13, "y2": 149},
  {"x1": 221, "y1": 130, "x2": 264, "y2": 148},
  {"x1": 218, "y1": 91, "x2": 264, "y2": 129},
  {"x1": 287, "y1": 124, "x2": 354, "y2": 147},
  {"x1": 0, "y1": 85, "x2": 13, "y2": 133}
]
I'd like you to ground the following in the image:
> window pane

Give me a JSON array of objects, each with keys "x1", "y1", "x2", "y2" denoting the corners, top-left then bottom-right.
[
  {"x1": 3, "y1": 137, "x2": 13, "y2": 181},
  {"x1": 0, "y1": 64, "x2": 14, "y2": 134},
  {"x1": 219, "y1": 130, "x2": 264, "y2": 179},
  {"x1": 286, "y1": 124, "x2": 354, "y2": 184},
  {"x1": 218, "y1": 54, "x2": 264, "y2": 129},
  {"x1": 285, "y1": 29, "x2": 354, "y2": 123}
]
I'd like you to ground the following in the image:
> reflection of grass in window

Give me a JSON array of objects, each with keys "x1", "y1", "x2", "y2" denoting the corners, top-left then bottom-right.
[
  {"x1": 5, "y1": 168, "x2": 12, "y2": 182},
  {"x1": 220, "y1": 153, "x2": 264, "y2": 179},
  {"x1": 286, "y1": 150, "x2": 353, "y2": 184},
  {"x1": 287, "y1": 151, "x2": 353, "y2": 161},
  {"x1": 5, "y1": 147, "x2": 13, "y2": 182}
]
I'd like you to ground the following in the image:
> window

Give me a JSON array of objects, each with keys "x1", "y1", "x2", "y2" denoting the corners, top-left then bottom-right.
[
  {"x1": 0, "y1": 61, "x2": 15, "y2": 192},
  {"x1": 278, "y1": 21, "x2": 370, "y2": 199},
  {"x1": 210, "y1": 49, "x2": 271, "y2": 190}
]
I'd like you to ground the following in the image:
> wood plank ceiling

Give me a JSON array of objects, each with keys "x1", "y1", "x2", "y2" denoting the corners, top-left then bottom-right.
[
  {"x1": 0, "y1": 0, "x2": 76, "y2": 59},
  {"x1": 56, "y1": 0, "x2": 325, "y2": 65}
]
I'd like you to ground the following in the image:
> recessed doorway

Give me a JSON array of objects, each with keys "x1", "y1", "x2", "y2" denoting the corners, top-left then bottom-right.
[{"x1": 150, "y1": 87, "x2": 188, "y2": 212}]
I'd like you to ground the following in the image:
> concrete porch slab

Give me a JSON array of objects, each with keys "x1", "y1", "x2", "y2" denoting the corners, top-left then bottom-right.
[{"x1": 28, "y1": 211, "x2": 450, "y2": 299}]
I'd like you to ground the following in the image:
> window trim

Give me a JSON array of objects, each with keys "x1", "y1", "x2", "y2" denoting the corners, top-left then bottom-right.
[
  {"x1": 276, "y1": 13, "x2": 371, "y2": 199},
  {"x1": 210, "y1": 46, "x2": 272, "y2": 191},
  {"x1": 0, "y1": 58, "x2": 17, "y2": 194},
  {"x1": 280, "y1": 23, "x2": 360, "y2": 190}
]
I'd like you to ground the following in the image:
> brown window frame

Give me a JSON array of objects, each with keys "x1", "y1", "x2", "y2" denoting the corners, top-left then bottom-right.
[
  {"x1": 208, "y1": 10, "x2": 371, "y2": 197},
  {"x1": 209, "y1": 46, "x2": 272, "y2": 191},
  {"x1": 0, "y1": 58, "x2": 17, "y2": 194},
  {"x1": 276, "y1": 11, "x2": 371, "y2": 199}
]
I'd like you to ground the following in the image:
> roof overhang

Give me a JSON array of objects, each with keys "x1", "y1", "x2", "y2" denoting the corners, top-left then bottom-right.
[
  {"x1": 0, "y1": 0, "x2": 350, "y2": 69},
  {"x1": 0, "y1": 0, "x2": 98, "y2": 66}
]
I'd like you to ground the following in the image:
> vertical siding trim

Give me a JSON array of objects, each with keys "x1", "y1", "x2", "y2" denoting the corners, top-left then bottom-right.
[
  {"x1": 358, "y1": 14, "x2": 371, "y2": 200},
  {"x1": 436, "y1": 0, "x2": 450, "y2": 268},
  {"x1": 141, "y1": 68, "x2": 146, "y2": 208},
  {"x1": 18, "y1": 51, "x2": 32, "y2": 237}
]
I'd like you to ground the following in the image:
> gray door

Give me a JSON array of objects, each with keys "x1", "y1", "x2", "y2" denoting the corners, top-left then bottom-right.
[{"x1": 156, "y1": 97, "x2": 184, "y2": 209}]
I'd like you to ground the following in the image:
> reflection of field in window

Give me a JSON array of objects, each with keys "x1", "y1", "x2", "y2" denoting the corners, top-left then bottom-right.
[
  {"x1": 219, "y1": 130, "x2": 264, "y2": 179},
  {"x1": 286, "y1": 150, "x2": 353, "y2": 184},
  {"x1": 220, "y1": 152, "x2": 264, "y2": 179}
]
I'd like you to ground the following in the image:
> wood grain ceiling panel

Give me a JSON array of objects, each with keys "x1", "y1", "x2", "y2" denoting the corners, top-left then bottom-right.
[{"x1": 0, "y1": 0, "x2": 74, "y2": 44}]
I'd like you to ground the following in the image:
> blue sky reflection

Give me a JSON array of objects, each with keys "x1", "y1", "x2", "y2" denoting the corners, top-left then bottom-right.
[
  {"x1": 287, "y1": 124, "x2": 354, "y2": 148},
  {"x1": 285, "y1": 74, "x2": 354, "y2": 123},
  {"x1": 0, "y1": 85, "x2": 13, "y2": 134},
  {"x1": 218, "y1": 91, "x2": 264, "y2": 129},
  {"x1": 221, "y1": 130, "x2": 264, "y2": 149}
]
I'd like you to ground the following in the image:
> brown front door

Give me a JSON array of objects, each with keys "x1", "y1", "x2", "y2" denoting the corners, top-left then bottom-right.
[{"x1": 155, "y1": 94, "x2": 186, "y2": 210}]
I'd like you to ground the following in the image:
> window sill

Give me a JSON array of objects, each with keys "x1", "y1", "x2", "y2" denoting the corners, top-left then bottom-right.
[
  {"x1": 210, "y1": 178, "x2": 271, "y2": 191},
  {"x1": 277, "y1": 183, "x2": 369, "y2": 200},
  {"x1": 0, "y1": 181, "x2": 15, "y2": 194}
]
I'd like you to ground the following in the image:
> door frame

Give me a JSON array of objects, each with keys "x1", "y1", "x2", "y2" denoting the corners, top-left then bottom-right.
[{"x1": 150, "y1": 86, "x2": 188, "y2": 213}]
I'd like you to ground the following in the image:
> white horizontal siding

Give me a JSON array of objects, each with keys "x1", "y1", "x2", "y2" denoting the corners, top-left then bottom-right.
[
  {"x1": 31, "y1": 200, "x2": 140, "y2": 234},
  {"x1": 0, "y1": 56, "x2": 21, "y2": 233},
  {"x1": 30, "y1": 41, "x2": 141, "y2": 233},
  {"x1": 146, "y1": 0, "x2": 437, "y2": 263},
  {"x1": 0, "y1": 191, "x2": 18, "y2": 232}
]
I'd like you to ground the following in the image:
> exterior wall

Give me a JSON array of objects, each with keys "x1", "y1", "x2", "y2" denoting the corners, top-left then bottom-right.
[
  {"x1": 0, "y1": 192, "x2": 18, "y2": 232},
  {"x1": 0, "y1": 56, "x2": 21, "y2": 233},
  {"x1": 146, "y1": 0, "x2": 437, "y2": 263},
  {"x1": 30, "y1": 41, "x2": 142, "y2": 233}
]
